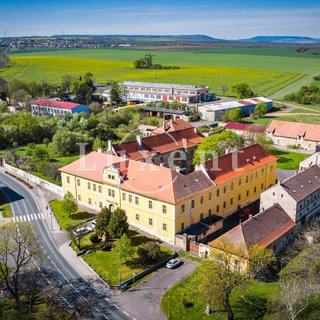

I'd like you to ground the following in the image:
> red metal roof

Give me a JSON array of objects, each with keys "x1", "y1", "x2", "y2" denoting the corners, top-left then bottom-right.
[
  {"x1": 33, "y1": 99, "x2": 80, "y2": 109},
  {"x1": 224, "y1": 122, "x2": 249, "y2": 131}
]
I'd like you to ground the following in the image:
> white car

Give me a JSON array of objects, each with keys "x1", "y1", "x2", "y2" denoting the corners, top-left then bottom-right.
[
  {"x1": 75, "y1": 226, "x2": 93, "y2": 235},
  {"x1": 166, "y1": 258, "x2": 182, "y2": 269}
]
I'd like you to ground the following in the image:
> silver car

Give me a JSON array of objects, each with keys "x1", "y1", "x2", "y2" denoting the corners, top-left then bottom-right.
[{"x1": 166, "y1": 258, "x2": 182, "y2": 269}]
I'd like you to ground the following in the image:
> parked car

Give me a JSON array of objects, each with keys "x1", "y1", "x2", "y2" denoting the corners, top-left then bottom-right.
[
  {"x1": 166, "y1": 258, "x2": 182, "y2": 269},
  {"x1": 75, "y1": 226, "x2": 93, "y2": 235},
  {"x1": 238, "y1": 207, "x2": 251, "y2": 219}
]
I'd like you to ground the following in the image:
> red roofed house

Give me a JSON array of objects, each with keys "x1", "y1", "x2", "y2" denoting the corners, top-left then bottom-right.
[
  {"x1": 210, "y1": 204, "x2": 295, "y2": 254},
  {"x1": 31, "y1": 99, "x2": 90, "y2": 117},
  {"x1": 224, "y1": 122, "x2": 266, "y2": 137},
  {"x1": 266, "y1": 120, "x2": 320, "y2": 151}
]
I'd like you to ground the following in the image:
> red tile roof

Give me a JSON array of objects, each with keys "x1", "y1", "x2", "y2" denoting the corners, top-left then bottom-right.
[
  {"x1": 59, "y1": 151, "x2": 213, "y2": 203},
  {"x1": 153, "y1": 119, "x2": 194, "y2": 134},
  {"x1": 266, "y1": 120, "x2": 320, "y2": 142},
  {"x1": 113, "y1": 127, "x2": 204, "y2": 160},
  {"x1": 224, "y1": 122, "x2": 266, "y2": 133},
  {"x1": 33, "y1": 99, "x2": 81, "y2": 109},
  {"x1": 201, "y1": 144, "x2": 277, "y2": 184},
  {"x1": 211, "y1": 204, "x2": 295, "y2": 251}
]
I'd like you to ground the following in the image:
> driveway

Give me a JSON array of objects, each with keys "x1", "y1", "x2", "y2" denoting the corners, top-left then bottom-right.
[{"x1": 115, "y1": 257, "x2": 199, "y2": 320}]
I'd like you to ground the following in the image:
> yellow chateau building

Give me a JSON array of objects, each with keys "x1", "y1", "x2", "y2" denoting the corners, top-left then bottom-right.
[{"x1": 60, "y1": 144, "x2": 277, "y2": 244}]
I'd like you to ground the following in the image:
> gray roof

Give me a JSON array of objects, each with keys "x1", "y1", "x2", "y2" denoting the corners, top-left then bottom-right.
[
  {"x1": 281, "y1": 165, "x2": 320, "y2": 202},
  {"x1": 123, "y1": 81, "x2": 198, "y2": 90}
]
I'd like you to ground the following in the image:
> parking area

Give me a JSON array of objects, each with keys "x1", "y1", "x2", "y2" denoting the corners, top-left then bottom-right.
[{"x1": 114, "y1": 257, "x2": 199, "y2": 320}]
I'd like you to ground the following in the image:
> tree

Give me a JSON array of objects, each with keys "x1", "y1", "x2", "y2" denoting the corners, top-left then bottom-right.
[
  {"x1": 107, "y1": 208, "x2": 129, "y2": 239},
  {"x1": 66, "y1": 224, "x2": 83, "y2": 251},
  {"x1": 96, "y1": 207, "x2": 112, "y2": 241},
  {"x1": 51, "y1": 129, "x2": 81, "y2": 156},
  {"x1": 62, "y1": 191, "x2": 77, "y2": 214},
  {"x1": 10, "y1": 89, "x2": 32, "y2": 107},
  {"x1": 198, "y1": 239, "x2": 274, "y2": 319},
  {"x1": 110, "y1": 81, "x2": 126, "y2": 106},
  {"x1": 137, "y1": 241, "x2": 162, "y2": 265},
  {"x1": 0, "y1": 51, "x2": 10, "y2": 68},
  {"x1": 92, "y1": 137, "x2": 108, "y2": 152},
  {"x1": 89, "y1": 102, "x2": 103, "y2": 114},
  {"x1": 254, "y1": 133, "x2": 273, "y2": 151},
  {"x1": 6, "y1": 148, "x2": 21, "y2": 168},
  {"x1": 114, "y1": 233, "x2": 134, "y2": 263},
  {"x1": 193, "y1": 130, "x2": 244, "y2": 165},
  {"x1": 0, "y1": 222, "x2": 42, "y2": 319},
  {"x1": 221, "y1": 85, "x2": 229, "y2": 96},
  {"x1": 32, "y1": 147, "x2": 49, "y2": 162},
  {"x1": 231, "y1": 82, "x2": 254, "y2": 99},
  {"x1": 222, "y1": 108, "x2": 244, "y2": 122},
  {"x1": 252, "y1": 102, "x2": 269, "y2": 119}
]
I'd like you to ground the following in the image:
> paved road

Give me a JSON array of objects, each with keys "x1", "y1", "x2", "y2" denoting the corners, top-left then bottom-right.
[
  {"x1": 0, "y1": 171, "x2": 130, "y2": 320},
  {"x1": 115, "y1": 258, "x2": 199, "y2": 320}
]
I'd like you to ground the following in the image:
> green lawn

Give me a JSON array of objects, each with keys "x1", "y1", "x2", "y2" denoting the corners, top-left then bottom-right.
[
  {"x1": 3, "y1": 47, "x2": 319, "y2": 96},
  {"x1": 49, "y1": 199, "x2": 95, "y2": 229},
  {"x1": 268, "y1": 148, "x2": 309, "y2": 170},
  {"x1": 288, "y1": 108, "x2": 319, "y2": 114},
  {"x1": 83, "y1": 231, "x2": 173, "y2": 285},
  {"x1": 0, "y1": 190, "x2": 11, "y2": 218},
  {"x1": 246, "y1": 114, "x2": 320, "y2": 125},
  {"x1": 161, "y1": 267, "x2": 279, "y2": 320}
]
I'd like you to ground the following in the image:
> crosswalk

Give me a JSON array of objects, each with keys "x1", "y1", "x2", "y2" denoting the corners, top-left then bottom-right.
[{"x1": 12, "y1": 213, "x2": 43, "y2": 223}]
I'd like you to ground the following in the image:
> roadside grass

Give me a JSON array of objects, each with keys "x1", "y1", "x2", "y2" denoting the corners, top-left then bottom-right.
[
  {"x1": 1, "y1": 53, "x2": 303, "y2": 96},
  {"x1": 288, "y1": 108, "x2": 318, "y2": 114},
  {"x1": 0, "y1": 190, "x2": 11, "y2": 218},
  {"x1": 82, "y1": 230, "x2": 173, "y2": 285},
  {"x1": 161, "y1": 267, "x2": 279, "y2": 320},
  {"x1": 268, "y1": 148, "x2": 309, "y2": 170},
  {"x1": 49, "y1": 199, "x2": 95, "y2": 229}
]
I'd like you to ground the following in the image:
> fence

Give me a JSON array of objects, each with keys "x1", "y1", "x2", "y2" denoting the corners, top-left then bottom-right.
[
  {"x1": 119, "y1": 252, "x2": 177, "y2": 289},
  {"x1": 4, "y1": 162, "x2": 64, "y2": 197}
]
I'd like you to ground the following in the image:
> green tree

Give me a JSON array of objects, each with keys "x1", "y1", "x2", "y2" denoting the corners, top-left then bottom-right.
[
  {"x1": 66, "y1": 224, "x2": 83, "y2": 251},
  {"x1": 252, "y1": 102, "x2": 269, "y2": 118},
  {"x1": 62, "y1": 191, "x2": 77, "y2": 215},
  {"x1": 198, "y1": 239, "x2": 274, "y2": 319},
  {"x1": 222, "y1": 108, "x2": 244, "y2": 122},
  {"x1": 231, "y1": 82, "x2": 254, "y2": 99},
  {"x1": 89, "y1": 102, "x2": 103, "y2": 114},
  {"x1": 108, "y1": 208, "x2": 129, "y2": 239},
  {"x1": 137, "y1": 242, "x2": 162, "y2": 265},
  {"x1": 0, "y1": 51, "x2": 10, "y2": 68},
  {"x1": 114, "y1": 233, "x2": 135, "y2": 263},
  {"x1": 96, "y1": 207, "x2": 112, "y2": 241},
  {"x1": 32, "y1": 147, "x2": 49, "y2": 162},
  {"x1": 254, "y1": 133, "x2": 273, "y2": 151},
  {"x1": 193, "y1": 130, "x2": 244, "y2": 165},
  {"x1": 51, "y1": 129, "x2": 83, "y2": 156},
  {"x1": 110, "y1": 81, "x2": 126, "y2": 106},
  {"x1": 92, "y1": 137, "x2": 108, "y2": 152}
]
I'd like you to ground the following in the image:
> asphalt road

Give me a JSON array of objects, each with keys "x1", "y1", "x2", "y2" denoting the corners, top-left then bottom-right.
[
  {"x1": 115, "y1": 257, "x2": 199, "y2": 320},
  {"x1": 0, "y1": 171, "x2": 130, "y2": 320}
]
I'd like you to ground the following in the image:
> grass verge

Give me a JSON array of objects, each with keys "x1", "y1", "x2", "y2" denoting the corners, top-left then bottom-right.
[{"x1": 0, "y1": 190, "x2": 11, "y2": 218}]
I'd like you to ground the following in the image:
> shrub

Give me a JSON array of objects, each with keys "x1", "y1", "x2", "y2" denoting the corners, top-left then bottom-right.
[
  {"x1": 62, "y1": 191, "x2": 78, "y2": 214},
  {"x1": 137, "y1": 241, "x2": 162, "y2": 265},
  {"x1": 101, "y1": 242, "x2": 113, "y2": 251},
  {"x1": 90, "y1": 233, "x2": 100, "y2": 244}
]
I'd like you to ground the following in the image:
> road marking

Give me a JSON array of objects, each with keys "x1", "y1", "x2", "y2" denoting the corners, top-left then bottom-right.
[
  {"x1": 12, "y1": 213, "x2": 43, "y2": 223},
  {"x1": 113, "y1": 304, "x2": 119, "y2": 309},
  {"x1": 123, "y1": 311, "x2": 130, "y2": 316},
  {"x1": 105, "y1": 297, "x2": 110, "y2": 302}
]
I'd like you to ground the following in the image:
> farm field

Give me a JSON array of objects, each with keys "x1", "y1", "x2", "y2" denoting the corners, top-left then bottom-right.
[{"x1": 2, "y1": 47, "x2": 319, "y2": 96}]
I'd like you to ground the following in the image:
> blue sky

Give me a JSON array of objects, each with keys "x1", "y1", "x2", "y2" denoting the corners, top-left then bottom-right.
[{"x1": 0, "y1": 0, "x2": 319, "y2": 38}]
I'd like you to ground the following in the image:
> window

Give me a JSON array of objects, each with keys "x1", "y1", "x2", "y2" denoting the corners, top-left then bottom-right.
[
  {"x1": 162, "y1": 223, "x2": 167, "y2": 231},
  {"x1": 162, "y1": 205, "x2": 167, "y2": 214},
  {"x1": 78, "y1": 194, "x2": 81, "y2": 201},
  {"x1": 255, "y1": 172, "x2": 258, "y2": 178},
  {"x1": 181, "y1": 223, "x2": 184, "y2": 230},
  {"x1": 208, "y1": 209, "x2": 212, "y2": 216},
  {"x1": 231, "y1": 182, "x2": 234, "y2": 190},
  {"x1": 108, "y1": 189, "x2": 115, "y2": 197},
  {"x1": 270, "y1": 165, "x2": 273, "y2": 171},
  {"x1": 262, "y1": 168, "x2": 264, "y2": 175},
  {"x1": 88, "y1": 182, "x2": 91, "y2": 190},
  {"x1": 88, "y1": 198, "x2": 92, "y2": 205},
  {"x1": 135, "y1": 196, "x2": 139, "y2": 205},
  {"x1": 108, "y1": 174, "x2": 115, "y2": 180},
  {"x1": 216, "y1": 205, "x2": 220, "y2": 212},
  {"x1": 239, "y1": 179, "x2": 242, "y2": 186},
  {"x1": 181, "y1": 204, "x2": 185, "y2": 213},
  {"x1": 209, "y1": 192, "x2": 212, "y2": 201},
  {"x1": 191, "y1": 200, "x2": 195, "y2": 209},
  {"x1": 200, "y1": 196, "x2": 204, "y2": 204},
  {"x1": 217, "y1": 189, "x2": 220, "y2": 197},
  {"x1": 273, "y1": 192, "x2": 275, "y2": 196},
  {"x1": 230, "y1": 198, "x2": 233, "y2": 205},
  {"x1": 98, "y1": 185, "x2": 102, "y2": 193},
  {"x1": 122, "y1": 193, "x2": 126, "y2": 201},
  {"x1": 223, "y1": 201, "x2": 226, "y2": 209},
  {"x1": 66, "y1": 176, "x2": 70, "y2": 184},
  {"x1": 250, "y1": 174, "x2": 253, "y2": 181},
  {"x1": 129, "y1": 194, "x2": 132, "y2": 203},
  {"x1": 149, "y1": 200, "x2": 153, "y2": 209},
  {"x1": 136, "y1": 214, "x2": 139, "y2": 221},
  {"x1": 254, "y1": 186, "x2": 257, "y2": 193},
  {"x1": 149, "y1": 218, "x2": 153, "y2": 226},
  {"x1": 238, "y1": 194, "x2": 241, "y2": 201},
  {"x1": 223, "y1": 186, "x2": 227, "y2": 193},
  {"x1": 261, "y1": 183, "x2": 264, "y2": 190},
  {"x1": 93, "y1": 184, "x2": 96, "y2": 192},
  {"x1": 281, "y1": 194, "x2": 284, "y2": 198},
  {"x1": 246, "y1": 190, "x2": 249, "y2": 197},
  {"x1": 77, "y1": 179, "x2": 80, "y2": 187},
  {"x1": 200, "y1": 213, "x2": 204, "y2": 220},
  {"x1": 99, "y1": 202, "x2": 103, "y2": 209},
  {"x1": 246, "y1": 176, "x2": 248, "y2": 183}
]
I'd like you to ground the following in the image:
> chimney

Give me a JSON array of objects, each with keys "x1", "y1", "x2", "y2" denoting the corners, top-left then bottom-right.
[
  {"x1": 97, "y1": 148, "x2": 103, "y2": 153},
  {"x1": 107, "y1": 140, "x2": 112, "y2": 152},
  {"x1": 136, "y1": 135, "x2": 142, "y2": 146},
  {"x1": 249, "y1": 214, "x2": 253, "y2": 219},
  {"x1": 160, "y1": 163, "x2": 165, "y2": 167},
  {"x1": 182, "y1": 138, "x2": 187, "y2": 149},
  {"x1": 194, "y1": 127, "x2": 198, "y2": 134},
  {"x1": 175, "y1": 165, "x2": 181, "y2": 173},
  {"x1": 225, "y1": 148, "x2": 230, "y2": 155}
]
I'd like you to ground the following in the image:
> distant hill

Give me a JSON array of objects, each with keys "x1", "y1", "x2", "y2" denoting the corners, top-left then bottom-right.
[{"x1": 240, "y1": 36, "x2": 320, "y2": 44}]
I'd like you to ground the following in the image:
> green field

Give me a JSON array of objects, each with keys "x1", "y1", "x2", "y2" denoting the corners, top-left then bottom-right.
[{"x1": 2, "y1": 47, "x2": 319, "y2": 97}]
